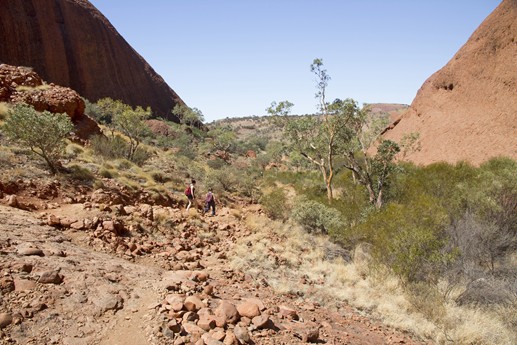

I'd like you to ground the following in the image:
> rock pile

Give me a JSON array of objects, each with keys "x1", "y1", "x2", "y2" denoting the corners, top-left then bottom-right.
[{"x1": 0, "y1": 64, "x2": 101, "y2": 141}]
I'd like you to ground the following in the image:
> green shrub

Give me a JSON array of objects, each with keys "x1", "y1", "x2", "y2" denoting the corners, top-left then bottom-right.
[
  {"x1": 67, "y1": 164, "x2": 95, "y2": 183},
  {"x1": 357, "y1": 195, "x2": 452, "y2": 283},
  {"x1": 235, "y1": 170, "x2": 261, "y2": 200},
  {"x1": 64, "y1": 143, "x2": 84, "y2": 159},
  {"x1": 2, "y1": 104, "x2": 74, "y2": 173},
  {"x1": 131, "y1": 146, "x2": 153, "y2": 166},
  {"x1": 207, "y1": 166, "x2": 238, "y2": 193},
  {"x1": 113, "y1": 159, "x2": 132, "y2": 171},
  {"x1": 172, "y1": 133, "x2": 198, "y2": 160},
  {"x1": 291, "y1": 199, "x2": 342, "y2": 234},
  {"x1": 260, "y1": 188, "x2": 288, "y2": 220},
  {"x1": 99, "y1": 168, "x2": 116, "y2": 179},
  {"x1": 207, "y1": 158, "x2": 227, "y2": 170},
  {"x1": 150, "y1": 171, "x2": 168, "y2": 183},
  {"x1": 90, "y1": 134, "x2": 128, "y2": 160},
  {"x1": 389, "y1": 161, "x2": 478, "y2": 219}
]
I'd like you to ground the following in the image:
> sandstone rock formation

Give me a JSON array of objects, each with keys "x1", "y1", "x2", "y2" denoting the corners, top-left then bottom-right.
[
  {"x1": 384, "y1": 0, "x2": 517, "y2": 165},
  {"x1": 0, "y1": 0, "x2": 184, "y2": 121},
  {"x1": 0, "y1": 64, "x2": 101, "y2": 140}
]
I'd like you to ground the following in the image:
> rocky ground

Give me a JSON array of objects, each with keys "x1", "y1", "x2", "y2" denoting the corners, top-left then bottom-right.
[{"x1": 0, "y1": 181, "x2": 431, "y2": 345}]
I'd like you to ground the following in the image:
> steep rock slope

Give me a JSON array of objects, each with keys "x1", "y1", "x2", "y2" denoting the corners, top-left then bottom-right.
[
  {"x1": 0, "y1": 0, "x2": 184, "y2": 121},
  {"x1": 384, "y1": 0, "x2": 517, "y2": 165}
]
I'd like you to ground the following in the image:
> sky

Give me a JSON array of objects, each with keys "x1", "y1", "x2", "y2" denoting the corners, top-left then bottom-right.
[{"x1": 89, "y1": 0, "x2": 500, "y2": 122}]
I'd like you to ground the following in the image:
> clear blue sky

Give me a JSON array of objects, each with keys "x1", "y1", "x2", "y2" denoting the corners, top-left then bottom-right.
[{"x1": 89, "y1": 0, "x2": 500, "y2": 122}]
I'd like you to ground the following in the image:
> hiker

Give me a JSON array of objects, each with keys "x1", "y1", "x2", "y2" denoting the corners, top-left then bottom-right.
[
  {"x1": 203, "y1": 188, "x2": 216, "y2": 216},
  {"x1": 185, "y1": 179, "x2": 196, "y2": 212}
]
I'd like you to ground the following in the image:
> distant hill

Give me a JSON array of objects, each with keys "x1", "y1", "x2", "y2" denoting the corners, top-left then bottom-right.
[
  {"x1": 365, "y1": 103, "x2": 409, "y2": 122},
  {"x1": 213, "y1": 103, "x2": 409, "y2": 144},
  {"x1": 383, "y1": 0, "x2": 517, "y2": 165},
  {"x1": 0, "y1": 0, "x2": 184, "y2": 121}
]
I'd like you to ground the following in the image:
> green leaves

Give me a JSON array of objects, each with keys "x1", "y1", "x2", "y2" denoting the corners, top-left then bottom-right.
[
  {"x1": 3, "y1": 104, "x2": 74, "y2": 173},
  {"x1": 172, "y1": 104, "x2": 204, "y2": 126}
]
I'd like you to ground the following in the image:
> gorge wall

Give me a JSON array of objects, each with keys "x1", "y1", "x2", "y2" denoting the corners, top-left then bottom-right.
[
  {"x1": 0, "y1": 0, "x2": 184, "y2": 122},
  {"x1": 384, "y1": 0, "x2": 517, "y2": 165}
]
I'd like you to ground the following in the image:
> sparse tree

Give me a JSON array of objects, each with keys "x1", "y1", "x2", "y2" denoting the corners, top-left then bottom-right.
[
  {"x1": 94, "y1": 98, "x2": 152, "y2": 162},
  {"x1": 3, "y1": 104, "x2": 74, "y2": 174},
  {"x1": 96, "y1": 98, "x2": 128, "y2": 129},
  {"x1": 172, "y1": 104, "x2": 204, "y2": 126},
  {"x1": 113, "y1": 105, "x2": 152, "y2": 161},
  {"x1": 268, "y1": 58, "x2": 404, "y2": 208}
]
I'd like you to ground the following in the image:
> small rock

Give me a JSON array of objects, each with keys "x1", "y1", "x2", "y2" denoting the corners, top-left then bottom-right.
[
  {"x1": 237, "y1": 301, "x2": 260, "y2": 318},
  {"x1": 14, "y1": 278, "x2": 37, "y2": 291},
  {"x1": 182, "y1": 311, "x2": 199, "y2": 322},
  {"x1": 223, "y1": 331, "x2": 237, "y2": 345},
  {"x1": 233, "y1": 325, "x2": 250, "y2": 344},
  {"x1": 215, "y1": 300, "x2": 239, "y2": 325},
  {"x1": 252, "y1": 314, "x2": 270, "y2": 329},
  {"x1": 184, "y1": 295, "x2": 205, "y2": 311},
  {"x1": 38, "y1": 270, "x2": 63, "y2": 284},
  {"x1": 0, "y1": 313, "x2": 12, "y2": 329},
  {"x1": 167, "y1": 319, "x2": 182, "y2": 333},
  {"x1": 279, "y1": 305, "x2": 298, "y2": 320},
  {"x1": 203, "y1": 284, "x2": 214, "y2": 296},
  {"x1": 0, "y1": 277, "x2": 15, "y2": 293},
  {"x1": 18, "y1": 247, "x2": 44, "y2": 256},
  {"x1": 6, "y1": 195, "x2": 19, "y2": 208},
  {"x1": 201, "y1": 333, "x2": 225, "y2": 345},
  {"x1": 182, "y1": 322, "x2": 206, "y2": 336},
  {"x1": 197, "y1": 315, "x2": 216, "y2": 331},
  {"x1": 47, "y1": 214, "x2": 61, "y2": 227}
]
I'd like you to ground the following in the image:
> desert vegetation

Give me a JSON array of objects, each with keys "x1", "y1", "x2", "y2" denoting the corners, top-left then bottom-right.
[{"x1": 0, "y1": 61, "x2": 515, "y2": 345}]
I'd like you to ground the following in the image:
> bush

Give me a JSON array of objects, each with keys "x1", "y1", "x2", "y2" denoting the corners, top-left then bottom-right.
[
  {"x1": 99, "y1": 168, "x2": 116, "y2": 179},
  {"x1": 90, "y1": 134, "x2": 128, "y2": 160},
  {"x1": 131, "y1": 146, "x2": 153, "y2": 166},
  {"x1": 207, "y1": 158, "x2": 227, "y2": 170},
  {"x1": 389, "y1": 161, "x2": 478, "y2": 219},
  {"x1": 65, "y1": 143, "x2": 84, "y2": 159},
  {"x1": 207, "y1": 166, "x2": 238, "y2": 193},
  {"x1": 291, "y1": 199, "x2": 342, "y2": 234},
  {"x1": 2, "y1": 104, "x2": 74, "y2": 173},
  {"x1": 356, "y1": 195, "x2": 452, "y2": 283},
  {"x1": 67, "y1": 164, "x2": 95, "y2": 183},
  {"x1": 260, "y1": 188, "x2": 288, "y2": 220},
  {"x1": 150, "y1": 171, "x2": 169, "y2": 183}
]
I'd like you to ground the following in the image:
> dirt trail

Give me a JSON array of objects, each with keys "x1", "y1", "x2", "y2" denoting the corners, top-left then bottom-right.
[
  {"x1": 0, "y1": 202, "x2": 429, "y2": 344},
  {"x1": 97, "y1": 278, "x2": 159, "y2": 345}
]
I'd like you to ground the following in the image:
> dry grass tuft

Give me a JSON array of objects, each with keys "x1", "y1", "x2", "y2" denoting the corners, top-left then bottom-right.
[
  {"x1": 0, "y1": 102, "x2": 9, "y2": 120},
  {"x1": 231, "y1": 212, "x2": 516, "y2": 344},
  {"x1": 15, "y1": 84, "x2": 51, "y2": 93}
]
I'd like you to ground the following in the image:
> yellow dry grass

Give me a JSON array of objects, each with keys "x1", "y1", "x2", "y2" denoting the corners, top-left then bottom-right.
[
  {"x1": 0, "y1": 102, "x2": 9, "y2": 120},
  {"x1": 230, "y1": 212, "x2": 516, "y2": 344},
  {"x1": 15, "y1": 84, "x2": 51, "y2": 93}
]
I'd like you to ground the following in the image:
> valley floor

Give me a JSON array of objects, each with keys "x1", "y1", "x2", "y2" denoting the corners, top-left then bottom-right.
[{"x1": 0, "y1": 199, "x2": 429, "y2": 345}]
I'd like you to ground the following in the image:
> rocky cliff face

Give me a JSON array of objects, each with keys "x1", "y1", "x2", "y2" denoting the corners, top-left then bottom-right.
[
  {"x1": 384, "y1": 0, "x2": 517, "y2": 165},
  {"x1": 0, "y1": 0, "x2": 184, "y2": 122}
]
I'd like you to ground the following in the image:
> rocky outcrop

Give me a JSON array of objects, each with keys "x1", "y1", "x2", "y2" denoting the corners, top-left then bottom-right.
[
  {"x1": 0, "y1": 0, "x2": 184, "y2": 122},
  {"x1": 0, "y1": 64, "x2": 101, "y2": 140},
  {"x1": 383, "y1": 0, "x2": 517, "y2": 165}
]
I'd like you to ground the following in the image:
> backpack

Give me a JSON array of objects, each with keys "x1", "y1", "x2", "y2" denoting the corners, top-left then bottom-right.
[
  {"x1": 184, "y1": 186, "x2": 192, "y2": 196},
  {"x1": 205, "y1": 192, "x2": 213, "y2": 203}
]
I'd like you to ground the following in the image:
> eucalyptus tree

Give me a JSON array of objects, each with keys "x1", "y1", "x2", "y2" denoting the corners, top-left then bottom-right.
[{"x1": 268, "y1": 59, "x2": 404, "y2": 208}]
